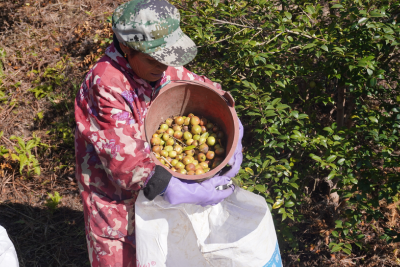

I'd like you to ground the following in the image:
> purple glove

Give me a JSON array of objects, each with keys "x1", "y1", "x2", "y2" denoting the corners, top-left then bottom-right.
[
  {"x1": 163, "y1": 176, "x2": 234, "y2": 207},
  {"x1": 221, "y1": 118, "x2": 244, "y2": 178}
]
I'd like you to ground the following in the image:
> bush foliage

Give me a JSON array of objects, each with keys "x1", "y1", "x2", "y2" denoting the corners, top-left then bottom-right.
[{"x1": 172, "y1": 0, "x2": 400, "y2": 255}]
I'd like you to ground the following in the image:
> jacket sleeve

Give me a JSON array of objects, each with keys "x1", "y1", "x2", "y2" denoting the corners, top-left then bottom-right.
[
  {"x1": 164, "y1": 66, "x2": 223, "y2": 90},
  {"x1": 75, "y1": 75, "x2": 156, "y2": 192}
]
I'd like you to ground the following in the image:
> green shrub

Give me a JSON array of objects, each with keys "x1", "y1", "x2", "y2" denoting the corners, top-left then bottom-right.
[{"x1": 173, "y1": 0, "x2": 400, "y2": 254}]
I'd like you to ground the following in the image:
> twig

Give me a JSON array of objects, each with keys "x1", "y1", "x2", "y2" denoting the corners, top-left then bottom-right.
[
  {"x1": 285, "y1": 29, "x2": 326, "y2": 42},
  {"x1": 0, "y1": 171, "x2": 12, "y2": 197},
  {"x1": 211, "y1": 18, "x2": 262, "y2": 30},
  {"x1": 153, "y1": 152, "x2": 173, "y2": 167},
  {"x1": 257, "y1": 32, "x2": 283, "y2": 46},
  {"x1": 199, "y1": 28, "x2": 246, "y2": 47},
  {"x1": 171, "y1": 136, "x2": 187, "y2": 147}
]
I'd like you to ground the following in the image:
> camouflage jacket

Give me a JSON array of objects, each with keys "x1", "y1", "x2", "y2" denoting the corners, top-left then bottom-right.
[{"x1": 74, "y1": 42, "x2": 221, "y2": 240}]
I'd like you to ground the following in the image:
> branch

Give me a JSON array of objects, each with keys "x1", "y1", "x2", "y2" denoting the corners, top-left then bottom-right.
[
  {"x1": 285, "y1": 29, "x2": 326, "y2": 42},
  {"x1": 211, "y1": 18, "x2": 262, "y2": 30},
  {"x1": 198, "y1": 28, "x2": 246, "y2": 47}
]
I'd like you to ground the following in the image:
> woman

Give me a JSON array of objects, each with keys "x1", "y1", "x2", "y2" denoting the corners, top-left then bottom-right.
[{"x1": 74, "y1": 0, "x2": 243, "y2": 266}]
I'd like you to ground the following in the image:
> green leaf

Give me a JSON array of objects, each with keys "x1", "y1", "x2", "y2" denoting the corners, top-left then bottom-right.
[
  {"x1": 332, "y1": 231, "x2": 339, "y2": 237},
  {"x1": 358, "y1": 17, "x2": 368, "y2": 24},
  {"x1": 201, "y1": 132, "x2": 209, "y2": 139},
  {"x1": 284, "y1": 12, "x2": 292, "y2": 20},
  {"x1": 245, "y1": 167, "x2": 254, "y2": 175},
  {"x1": 275, "y1": 81, "x2": 285, "y2": 88},
  {"x1": 331, "y1": 4, "x2": 343, "y2": 8},
  {"x1": 328, "y1": 170, "x2": 336, "y2": 180},
  {"x1": 320, "y1": 45, "x2": 329, "y2": 52},
  {"x1": 285, "y1": 201, "x2": 295, "y2": 207},
  {"x1": 367, "y1": 68, "x2": 373, "y2": 76},
  {"x1": 337, "y1": 158, "x2": 346, "y2": 165},
  {"x1": 368, "y1": 116, "x2": 378, "y2": 123},
  {"x1": 272, "y1": 199, "x2": 284, "y2": 209},
  {"x1": 326, "y1": 155, "x2": 337, "y2": 163},
  {"x1": 255, "y1": 184, "x2": 266, "y2": 192},
  {"x1": 369, "y1": 10, "x2": 384, "y2": 17},
  {"x1": 183, "y1": 145, "x2": 196, "y2": 151},
  {"x1": 303, "y1": 43, "x2": 316, "y2": 50},
  {"x1": 342, "y1": 248, "x2": 351, "y2": 255},
  {"x1": 331, "y1": 245, "x2": 342, "y2": 252},
  {"x1": 344, "y1": 243, "x2": 352, "y2": 250},
  {"x1": 369, "y1": 78, "x2": 377, "y2": 87}
]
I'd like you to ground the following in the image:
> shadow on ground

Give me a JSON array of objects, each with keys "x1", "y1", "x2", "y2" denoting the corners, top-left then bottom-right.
[{"x1": 0, "y1": 202, "x2": 88, "y2": 267}]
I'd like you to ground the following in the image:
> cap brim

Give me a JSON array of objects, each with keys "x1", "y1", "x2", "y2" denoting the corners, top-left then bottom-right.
[{"x1": 149, "y1": 34, "x2": 197, "y2": 67}]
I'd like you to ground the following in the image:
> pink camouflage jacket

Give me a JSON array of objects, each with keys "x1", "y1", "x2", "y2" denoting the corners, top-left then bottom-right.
[{"x1": 74, "y1": 42, "x2": 221, "y2": 241}]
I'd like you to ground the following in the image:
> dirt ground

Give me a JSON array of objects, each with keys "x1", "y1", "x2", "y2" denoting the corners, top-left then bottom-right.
[{"x1": 0, "y1": 0, "x2": 399, "y2": 266}]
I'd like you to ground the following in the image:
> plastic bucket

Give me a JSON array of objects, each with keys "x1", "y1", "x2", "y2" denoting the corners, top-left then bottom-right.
[{"x1": 144, "y1": 80, "x2": 239, "y2": 180}]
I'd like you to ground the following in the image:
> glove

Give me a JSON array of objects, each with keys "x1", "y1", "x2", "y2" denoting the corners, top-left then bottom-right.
[
  {"x1": 144, "y1": 117, "x2": 244, "y2": 207},
  {"x1": 163, "y1": 176, "x2": 234, "y2": 207},
  {"x1": 220, "y1": 118, "x2": 243, "y2": 178}
]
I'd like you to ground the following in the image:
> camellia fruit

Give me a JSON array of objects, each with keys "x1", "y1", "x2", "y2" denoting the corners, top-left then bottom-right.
[
  {"x1": 162, "y1": 133, "x2": 170, "y2": 141},
  {"x1": 195, "y1": 168, "x2": 205, "y2": 175},
  {"x1": 173, "y1": 131, "x2": 183, "y2": 139},
  {"x1": 165, "y1": 118, "x2": 173, "y2": 127},
  {"x1": 169, "y1": 151, "x2": 177, "y2": 158},
  {"x1": 190, "y1": 116, "x2": 200, "y2": 125},
  {"x1": 173, "y1": 125, "x2": 181, "y2": 132},
  {"x1": 183, "y1": 131, "x2": 192, "y2": 140},
  {"x1": 166, "y1": 138, "x2": 174, "y2": 146},
  {"x1": 186, "y1": 163, "x2": 196, "y2": 172},
  {"x1": 166, "y1": 128, "x2": 174, "y2": 136},
  {"x1": 175, "y1": 162, "x2": 185, "y2": 170},
  {"x1": 200, "y1": 117, "x2": 207, "y2": 126},
  {"x1": 175, "y1": 116, "x2": 184, "y2": 125},
  {"x1": 206, "y1": 151, "x2": 215, "y2": 160},
  {"x1": 199, "y1": 143, "x2": 209, "y2": 154},
  {"x1": 199, "y1": 162, "x2": 208, "y2": 169},
  {"x1": 151, "y1": 137, "x2": 161, "y2": 146},
  {"x1": 178, "y1": 169, "x2": 187, "y2": 175},
  {"x1": 198, "y1": 153, "x2": 206, "y2": 162},
  {"x1": 159, "y1": 124, "x2": 169, "y2": 132},
  {"x1": 184, "y1": 117, "x2": 191, "y2": 125},
  {"x1": 215, "y1": 147, "x2": 225, "y2": 156},
  {"x1": 164, "y1": 145, "x2": 173, "y2": 152},
  {"x1": 182, "y1": 157, "x2": 193, "y2": 165},
  {"x1": 206, "y1": 136, "x2": 216, "y2": 146},
  {"x1": 199, "y1": 137, "x2": 206, "y2": 145},
  {"x1": 191, "y1": 125, "x2": 202, "y2": 135},
  {"x1": 152, "y1": 146, "x2": 162, "y2": 154},
  {"x1": 186, "y1": 139, "x2": 194, "y2": 145},
  {"x1": 174, "y1": 145, "x2": 183, "y2": 154},
  {"x1": 152, "y1": 113, "x2": 228, "y2": 176}
]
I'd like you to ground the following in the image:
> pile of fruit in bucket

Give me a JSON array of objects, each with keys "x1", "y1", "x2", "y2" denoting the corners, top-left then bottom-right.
[{"x1": 150, "y1": 113, "x2": 226, "y2": 175}]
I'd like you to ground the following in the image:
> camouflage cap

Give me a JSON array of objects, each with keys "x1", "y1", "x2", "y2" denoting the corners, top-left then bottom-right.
[{"x1": 112, "y1": 0, "x2": 197, "y2": 67}]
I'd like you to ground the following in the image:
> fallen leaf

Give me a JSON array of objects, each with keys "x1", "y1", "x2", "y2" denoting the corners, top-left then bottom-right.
[{"x1": 54, "y1": 47, "x2": 60, "y2": 52}]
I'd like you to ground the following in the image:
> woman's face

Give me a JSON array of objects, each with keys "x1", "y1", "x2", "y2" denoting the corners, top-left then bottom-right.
[{"x1": 120, "y1": 43, "x2": 168, "y2": 82}]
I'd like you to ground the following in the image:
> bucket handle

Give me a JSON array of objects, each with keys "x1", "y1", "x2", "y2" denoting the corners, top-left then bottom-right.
[{"x1": 170, "y1": 80, "x2": 235, "y2": 108}]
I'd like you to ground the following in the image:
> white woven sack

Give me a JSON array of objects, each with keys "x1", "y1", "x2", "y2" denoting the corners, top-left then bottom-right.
[
  {"x1": 135, "y1": 187, "x2": 283, "y2": 267},
  {"x1": 0, "y1": 225, "x2": 19, "y2": 267}
]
